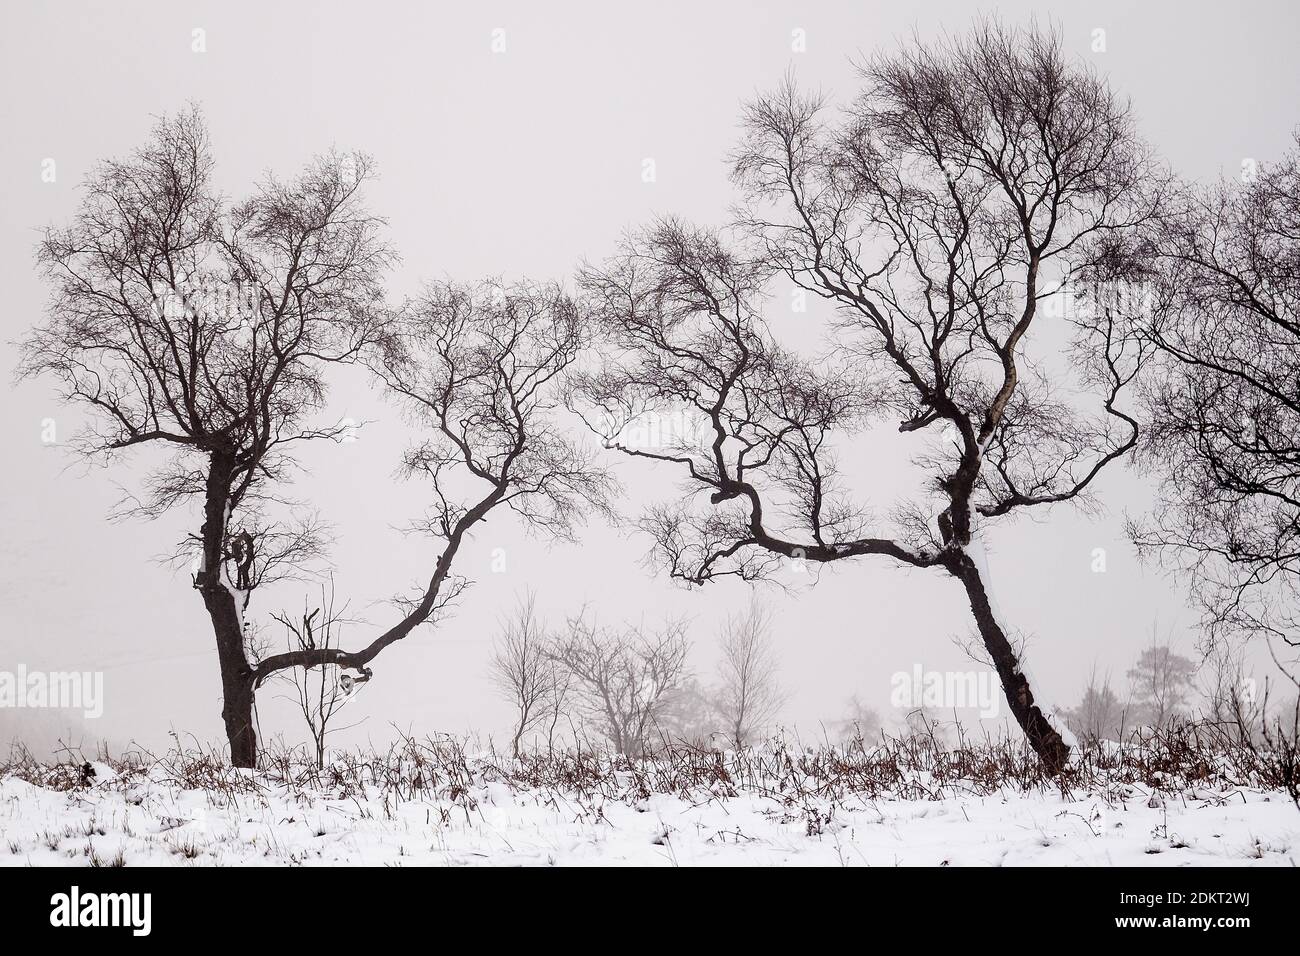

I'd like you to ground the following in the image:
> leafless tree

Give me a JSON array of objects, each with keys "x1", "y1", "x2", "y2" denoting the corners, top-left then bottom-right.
[
  {"x1": 831, "y1": 694, "x2": 882, "y2": 745},
  {"x1": 1126, "y1": 636, "x2": 1196, "y2": 730},
  {"x1": 538, "y1": 654, "x2": 575, "y2": 753},
  {"x1": 20, "y1": 108, "x2": 613, "y2": 767},
  {"x1": 252, "y1": 280, "x2": 616, "y2": 752},
  {"x1": 273, "y1": 581, "x2": 361, "y2": 767},
  {"x1": 489, "y1": 593, "x2": 558, "y2": 757},
  {"x1": 1059, "y1": 666, "x2": 1128, "y2": 744},
  {"x1": 655, "y1": 677, "x2": 722, "y2": 747},
  {"x1": 1201, "y1": 643, "x2": 1264, "y2": 746},
  {"x1": 1130, "y1": 135, "x2": 1300, "y2": 690},
  {"x1": 716, "y1": 602, "x2": 785, "y2": 747},
  {"x1": 19, "y1": 107, "x2": 391, "y2": 766},
  {"x1": 576, "y1": 21, "x2": 1165, "y2": 771},
  {"x1": 549, "y1": 616, "x2": 691, "y2": 757}
]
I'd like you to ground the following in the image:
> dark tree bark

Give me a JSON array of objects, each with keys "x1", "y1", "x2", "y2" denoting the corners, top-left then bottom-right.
[
  {"x1": 24, "y1": 133, "x2": 613, "y2": 773},
  {"x1": 216, "y1": 651, "x2": 257, "y2": 769},
  {"x1": 196, "y1": 450, "x2": 258, "y2": 766},
  {"x1": 19, "y1": 108, "x2": 393, "y2": 768},
  {"x1": 576, "y1": 22, "x2": 1167, "y2": 771},
  {"x1": 249, "y1": 280, "x2": 615, "y2": 698},
  {"x1": 948, "y1": 554, "x2": 1071, "y2": 773}
]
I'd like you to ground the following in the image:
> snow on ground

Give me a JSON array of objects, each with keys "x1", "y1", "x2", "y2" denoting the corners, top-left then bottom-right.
[{"x1": 2, "y1": 761, "x2": 1295, "y2": 866}]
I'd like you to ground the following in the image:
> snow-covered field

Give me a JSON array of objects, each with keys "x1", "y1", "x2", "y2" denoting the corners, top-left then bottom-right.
[
  {"x1": 2, "y1": 739, "x2": 1296, "y2": 866},
  {"x1": 2, "y1": 773, "x2": 1296, "y2": 867}
]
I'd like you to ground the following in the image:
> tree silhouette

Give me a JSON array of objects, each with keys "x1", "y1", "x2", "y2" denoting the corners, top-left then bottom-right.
[
  {"x1": 577, "y1": 22, "x2": 1167, "y2": 771},
  {"x1": 21, "y1": 108, "x2": 612, "y2": 766},
  {"x1": 1132, "y1": 136, "x2": 1300, "y2": 681},
  {"x1": 21, "y1": 108, "x2": 391, "y2": 765}
]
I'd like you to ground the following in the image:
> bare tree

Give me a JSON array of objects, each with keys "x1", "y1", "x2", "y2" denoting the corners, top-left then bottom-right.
[
  {"x1": 273, "y1": 581, "x2": 361, "y2": 767},
  {"x1": 1059, "y1": 666, "x2": 1128, "y2": 744},
  {"x1": 251, "y1": 280, "x2": 615, "y2": 752},
  {"x1": 1130, "y1": 135, "x2": 1300, "y2": 690},
  {"x1": 538, "y1": 653, "x2": 575, "y2": 753},
  {"x1": 576, "y1": 22, "x2": 1165, "y2": 771},
  {"x1": 20, "y1": 112, "x2": 613, "y2": 768},
  {"x1": 489, "y1": 593, "x2": 556, "y2": 757},
  {"x1": 716, "y1": 602, "x2": 785, "y2": 747},
  {"x1": 1126, "y1": 637, "x2": 1196, "y2": 730},
  {"x1": 655, "y1": 677, "x2": 722, "y2": 747},
  {"x1": 1201, "y1": 643, "x2": 1264, "y2": 746},
  {"x1": 549, "y1": 616, "x2": 691, "y2": 757},
  {"x1": 20, "y1": 108, "x2": 391, "y2": 766},
  {"x1": 831, "y1": 694, "x2": 882, "y2": 745}
]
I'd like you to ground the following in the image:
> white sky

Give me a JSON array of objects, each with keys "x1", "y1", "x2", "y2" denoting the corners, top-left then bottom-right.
[{"x1": 3, "y1": 0, "x2": 1299, "y2": 754}]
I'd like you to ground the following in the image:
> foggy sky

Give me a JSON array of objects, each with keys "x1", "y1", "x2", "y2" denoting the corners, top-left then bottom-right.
[{"x1": 3, "y1": 0, "x2": 1299, "y2": 754}]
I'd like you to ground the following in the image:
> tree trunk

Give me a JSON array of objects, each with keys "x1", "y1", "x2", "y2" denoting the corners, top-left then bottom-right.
[
  {"x1": 196, "y1": 449, "x2": 259, "y2": 769},
  {"x1": 214, "y1": 625, "x2": 257, "y2": 768},
  {"x1": 951, "y1": 554, "x2": 1071, "y2": 774}
]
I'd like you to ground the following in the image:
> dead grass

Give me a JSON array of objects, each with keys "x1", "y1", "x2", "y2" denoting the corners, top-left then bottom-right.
[{"x1": 4, "y1": 716, "x2": 1296, "y2": 813}]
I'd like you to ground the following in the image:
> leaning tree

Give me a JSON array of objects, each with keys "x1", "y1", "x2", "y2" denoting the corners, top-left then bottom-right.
[
  {"x1": 252, "y1": 279, "x2": 614, "y2": 755},
  {"x1": 577, "y1": 22, "x2": 1165, "y2": 771},
  {"x1": 22, "y1": 108, "x2": 610, "y2": 765}
]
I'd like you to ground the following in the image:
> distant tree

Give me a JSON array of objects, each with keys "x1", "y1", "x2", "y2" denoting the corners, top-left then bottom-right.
[
  {"x1": 537, "y1": 651, "x2": 575, "y2": 753},
  {"x1": 1200, "y1": 643, "x2": 1264, "y2": 746},
  {"x1": 656, "y1": 677, "x2": 722, "y2": 748},
  {"x1": 489, "y1": 594, "x2": 560, "y2": 757},
  {"x1": 549, "y1": 616, "x2": 691, "y2": 757},
  {"x1": 831, "y1": 694, "x2": 882, "y2": 744},
  {"x1": 715, "y1": 603, "x2": 785, "y2": 747},
  {"x1": 1126, "y1": 641, "x2": 1196, "y2": 729},
  {"x1": 1059, "y1": 667, "x2": 1128, "y2": 743},
  {"x1": 577, "y1": 21, "x2": 1165, "y2": 771}
]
